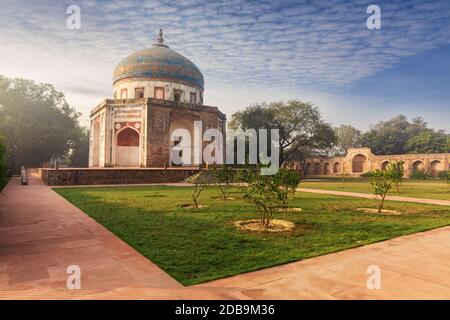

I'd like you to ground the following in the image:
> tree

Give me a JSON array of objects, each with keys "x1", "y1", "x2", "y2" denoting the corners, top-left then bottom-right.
[
  {"x1": 405, "y1": 129, "x2": 449, "y2": 154},
  {"x1": 358, "y1": 115, "x2": 428, "y2": 155},
  {"x1": 387, "y1": 161, "x2": 404, "y2": 193},
  {"x1": 185, "y1": 171, "x2": 214, "y2": 208},
  {"x1": 438, "y1": 171, "x2": 450, "y2": 187},
  {"x1": 211, "y1": 165, "x2": 235, "y2": 200},
  {"x1": 369, "y1": 170, "x2": 393, "y2": 213},
  {"x1": 229, "y1": 100, "x2": 336, "y2": 165},
  {"x1": 0, "y1": 75, "x2": 82, "y2": 173},
  {"x1": 241, "y1": 169, "x2": 300, "y2": 228},
  {"x1": 70, "y1": 127, "x2": 90, "y2": 167},
  {"x1": 273, "y1": 169, "x2": 301, "y2": 210},
  {"x1": 333, "y1": 125, "x2": 361, "y2": 156}
]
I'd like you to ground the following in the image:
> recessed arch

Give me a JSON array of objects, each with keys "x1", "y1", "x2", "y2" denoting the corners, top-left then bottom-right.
[
  {"x1": 333, "y1": 162, "x2": 341, "y2": 174},
  {"x1": 324, "y1": 163, "x2": 330, "y2": 175},
  {"x1": 430, "y1": 160, "x2": 443, "y2": 177},
  {"x1": 352, "y1": 154, "x2": 367, "y2": 173},
  {"x1": 314, "y1": 163, "x2": 321, "y2": 175},
  {"x1": 115, "y1": 126, "x2": 140, "y2": 167},
  {"x1": 381, "y1": 161, "x2": 390, "y2": 171},
  {"x1": 412, "y1": 160, "x2": 425, "y2": 173}
]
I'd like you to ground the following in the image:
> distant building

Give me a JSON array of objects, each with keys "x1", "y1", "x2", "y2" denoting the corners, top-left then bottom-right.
[
  {"x1": 289, "y1": 148, "x2": 450, "y2": 177},
  {"x1": 89, "y1": 29, "x2": 226, "y2": 168}
]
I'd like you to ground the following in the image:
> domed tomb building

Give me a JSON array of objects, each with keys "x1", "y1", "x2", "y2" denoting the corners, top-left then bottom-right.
[{"x1": 89, "y1": 30, "x2": 226, "y2": 167}]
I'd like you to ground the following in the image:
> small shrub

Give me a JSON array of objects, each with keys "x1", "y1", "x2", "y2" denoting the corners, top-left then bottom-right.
[
  {"x1": 387, "y1": 161, "x2": 404, "y2": 193},
  {"x1": 369, "y1": 169, "x2": 393, "y2": 213},
  {"x1": 438, "y1": 171, "x2": 450, "y2": 186},
  {"x1": 410, "y1": 170, "x2": 430, "y2": 180},
  {"x1": 241, "y1": 169, "x2": 300, "y2": 228},
  {"x1": 185, "y1": 171, "x2": 214, "y2": 208},
  {"x1": 211, "y1": 165, "x2": 235, "y2": 200},
  {"x1": 360, "y1": 171, "x2": 373, "y2": 178}
]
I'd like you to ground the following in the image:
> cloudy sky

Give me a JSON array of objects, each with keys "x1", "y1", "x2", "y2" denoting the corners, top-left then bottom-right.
[{"x1": 1, "y1": 0, "x2": 449, "y2": 131}]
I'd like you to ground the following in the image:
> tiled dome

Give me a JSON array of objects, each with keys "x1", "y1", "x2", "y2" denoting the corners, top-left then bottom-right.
[{"x1": 113, "y1": 30, "x2": 204, "y2": 89}]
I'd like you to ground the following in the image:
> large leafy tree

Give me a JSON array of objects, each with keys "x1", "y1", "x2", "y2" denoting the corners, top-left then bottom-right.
[
  {"x1": 358, "y1": 115, "x2": 428, "y2": 155},
  {"x1": 229, "y1": 100, "x2": 336, "y2": 164},
  {"x1": 405, "y1": 129, "x2": 449, "y2": 154},
  {"x1": 70, "y1": 127, "x2": 90, "y2": 168},
  {"x1": 333, "y1": 125, "x2": 361, "y2": 156},
  {"x1": 0, "y1": 75, "x2": 82, "y2": 173}
]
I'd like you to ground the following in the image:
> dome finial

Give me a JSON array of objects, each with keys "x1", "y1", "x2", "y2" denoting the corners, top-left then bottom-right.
[
  {"x1": 153, "y1": 28, "x2": 169, "y2": 48},
  {"x1": 157, "y1": 28, "x2": 164, "y2": 44}
]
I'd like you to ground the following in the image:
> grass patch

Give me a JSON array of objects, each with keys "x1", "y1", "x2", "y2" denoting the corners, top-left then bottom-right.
[
  {"x1": 54, "y1": 185, "x2": 450, "y2": 285},
  {"x1": 302, "y1": 177, "x2": 450, "y2": 201}
]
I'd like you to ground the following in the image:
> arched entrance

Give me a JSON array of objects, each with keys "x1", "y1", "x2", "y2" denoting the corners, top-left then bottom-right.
[
  {"x1": 324, "y1": 163, "x2": 330, "y2": 175},
  {"x1": 305, "y1": 163, "x2": 313, "y2": 175},
  {"x1": 333, "y1": 162, "x2": 341, "y2": 174},
  {"x1": 352, "y1": 154, "x2": 367, "y2": 173},
  {"x1": 381, "y1": 161, "x2": 390, "y2": 171},
  {"x1": 430, "y1": 160, "x2": 443, "y2": 177},
  {"x1": 314, "y1": 163, "x2": 321, "y2": 175},
  {"x1": 115, "y1": 127, "x2": 140, "y2": 166},
  {"x1": 412, "y1": 160, "x2": 425, "y2": 173}
]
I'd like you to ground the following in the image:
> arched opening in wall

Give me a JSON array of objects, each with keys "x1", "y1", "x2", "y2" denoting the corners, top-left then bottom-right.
[
  {"x1": 324, "y1": 163, "x2": 330, "y2": 175},
  {"x1": 135, "y1": 88, "x2": 144, "y2": 98},
  {"x1": 115, "y1": 127, "x2": 140, "y2": 167},
  {"x1": 169, "y1": 119, "x2": 194, "y2": 166},
  {"x1": 381, "y1": 161, "x2": 390, "y2": 171},
  {"x1": 305, "y1": 163, "x2": 312, "y2": 175},
  {"x1": 333, "y1": 162, "x2": 341, "y2": 174},
  {"x1": 314, "y1": 163, "x2": 321, "y2": 175},
  {"x1": 91, "y1": 118, "x2": 101, "y2": 167},
  {"x1": 430, "y1": 160, "x2": 443, "y2": 177},
  {"x1": 352, "y1": 154, "x2": 367, "y2": 173},
  {"x1": 412, "y1": 160, "x2": 425, "y2": 173},
  {"x1": 174, "y1": 90, "x2": 183, "y2": 102}
]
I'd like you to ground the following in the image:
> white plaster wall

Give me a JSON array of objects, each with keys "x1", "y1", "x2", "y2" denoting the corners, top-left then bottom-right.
[{"x1": 113, "y1": 79, "x2": 203, "y2": 104}]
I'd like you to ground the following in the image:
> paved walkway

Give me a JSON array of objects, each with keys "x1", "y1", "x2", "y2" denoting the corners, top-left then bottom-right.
[
  {"x1": 297, "y1": 188, "x2": 450, "y2": 206},
  {"x1": 1, "y1": 171, "x2": 450, "y2": 299}
]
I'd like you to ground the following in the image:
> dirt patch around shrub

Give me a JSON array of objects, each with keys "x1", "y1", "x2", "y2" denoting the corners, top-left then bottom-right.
[
  {"x1": 356, "y1": 208, "x2": 402, "y2": 215},
  {"x1": 275, "y1": 207, "x2": 303, "y2": 213},
  {"x1": 235, "y1": 219, "x2": 295, "y2": 232},
  {"x1": 180, "y1": 204, "x2": 209, "y2": 209}
]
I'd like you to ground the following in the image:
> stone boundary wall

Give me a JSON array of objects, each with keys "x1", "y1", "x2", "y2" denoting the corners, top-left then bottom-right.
[{"x1": 40, "y1": 168, "x2": 200, "y2": 186}]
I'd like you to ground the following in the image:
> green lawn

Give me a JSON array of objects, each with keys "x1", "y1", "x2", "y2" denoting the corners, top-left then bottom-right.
[
  {"x1": 301, "y1": 177, "x2": 450, "y2": 201},
  {"x1": 54, "y1": 185, "x2": 450, "y2": 285}
]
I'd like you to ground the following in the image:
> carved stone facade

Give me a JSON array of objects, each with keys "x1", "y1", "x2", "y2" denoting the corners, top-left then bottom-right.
[
  {"x1": 287, "y1": 148, "x2": 450, "y2": 177},
  {"x1": 89, "y1": 98, "x2": 225, "y2": 168}
]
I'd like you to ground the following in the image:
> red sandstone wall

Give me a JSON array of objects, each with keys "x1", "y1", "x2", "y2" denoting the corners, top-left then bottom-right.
[{"x1": 41, "y1": 168, "x2": 200, "y2": 186}]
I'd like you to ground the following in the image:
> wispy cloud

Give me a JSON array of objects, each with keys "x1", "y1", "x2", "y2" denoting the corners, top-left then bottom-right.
[{"x1": 0, "y1": 0, "x2": 449, "y2": 128}]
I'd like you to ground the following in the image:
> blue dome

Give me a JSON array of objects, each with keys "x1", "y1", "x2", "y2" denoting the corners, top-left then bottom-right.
[{"x1": 113, "y1": 40, "x2": 204, "y2": 89}]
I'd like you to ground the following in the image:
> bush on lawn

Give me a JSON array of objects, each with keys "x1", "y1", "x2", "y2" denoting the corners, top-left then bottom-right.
[
  {"x1": 185, "y1": 171, "x2": 215, "y2": 208},
  {"x1": 369, "y1": 169, "x2": 393, "y2": 213},
  {"x1": 211, "y1": 165, "x2": 235, "y2": 200},
  {"x1": 410, "y1": 170, "x2": 430, "y2": 180},
  {"x1": 241, "y1": 169, "x2": 300, "y2": 228},
  {"x1": 438, "y1": 171, "x2": 450, "y2": 186},
  {"x1": 387, "y1": 161, "x2": 404, "y2": 193}
]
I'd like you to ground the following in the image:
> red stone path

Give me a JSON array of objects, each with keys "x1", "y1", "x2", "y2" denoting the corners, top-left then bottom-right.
[{"x1": 1, "y1": 171, "x2": 450, "y2": 299}]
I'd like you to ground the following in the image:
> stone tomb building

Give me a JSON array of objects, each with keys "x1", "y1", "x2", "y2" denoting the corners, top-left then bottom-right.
[
  {"x1": 89, "y1": 30, "x2": 226, "y2": 168},
  {"x1": 300, "y1": 147, "x2": 450, "y2": 177}
]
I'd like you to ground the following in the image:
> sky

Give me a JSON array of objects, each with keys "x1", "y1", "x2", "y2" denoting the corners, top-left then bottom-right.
[{"x1": 0, "y1": 0, "x2": 449, "y2": 132}]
